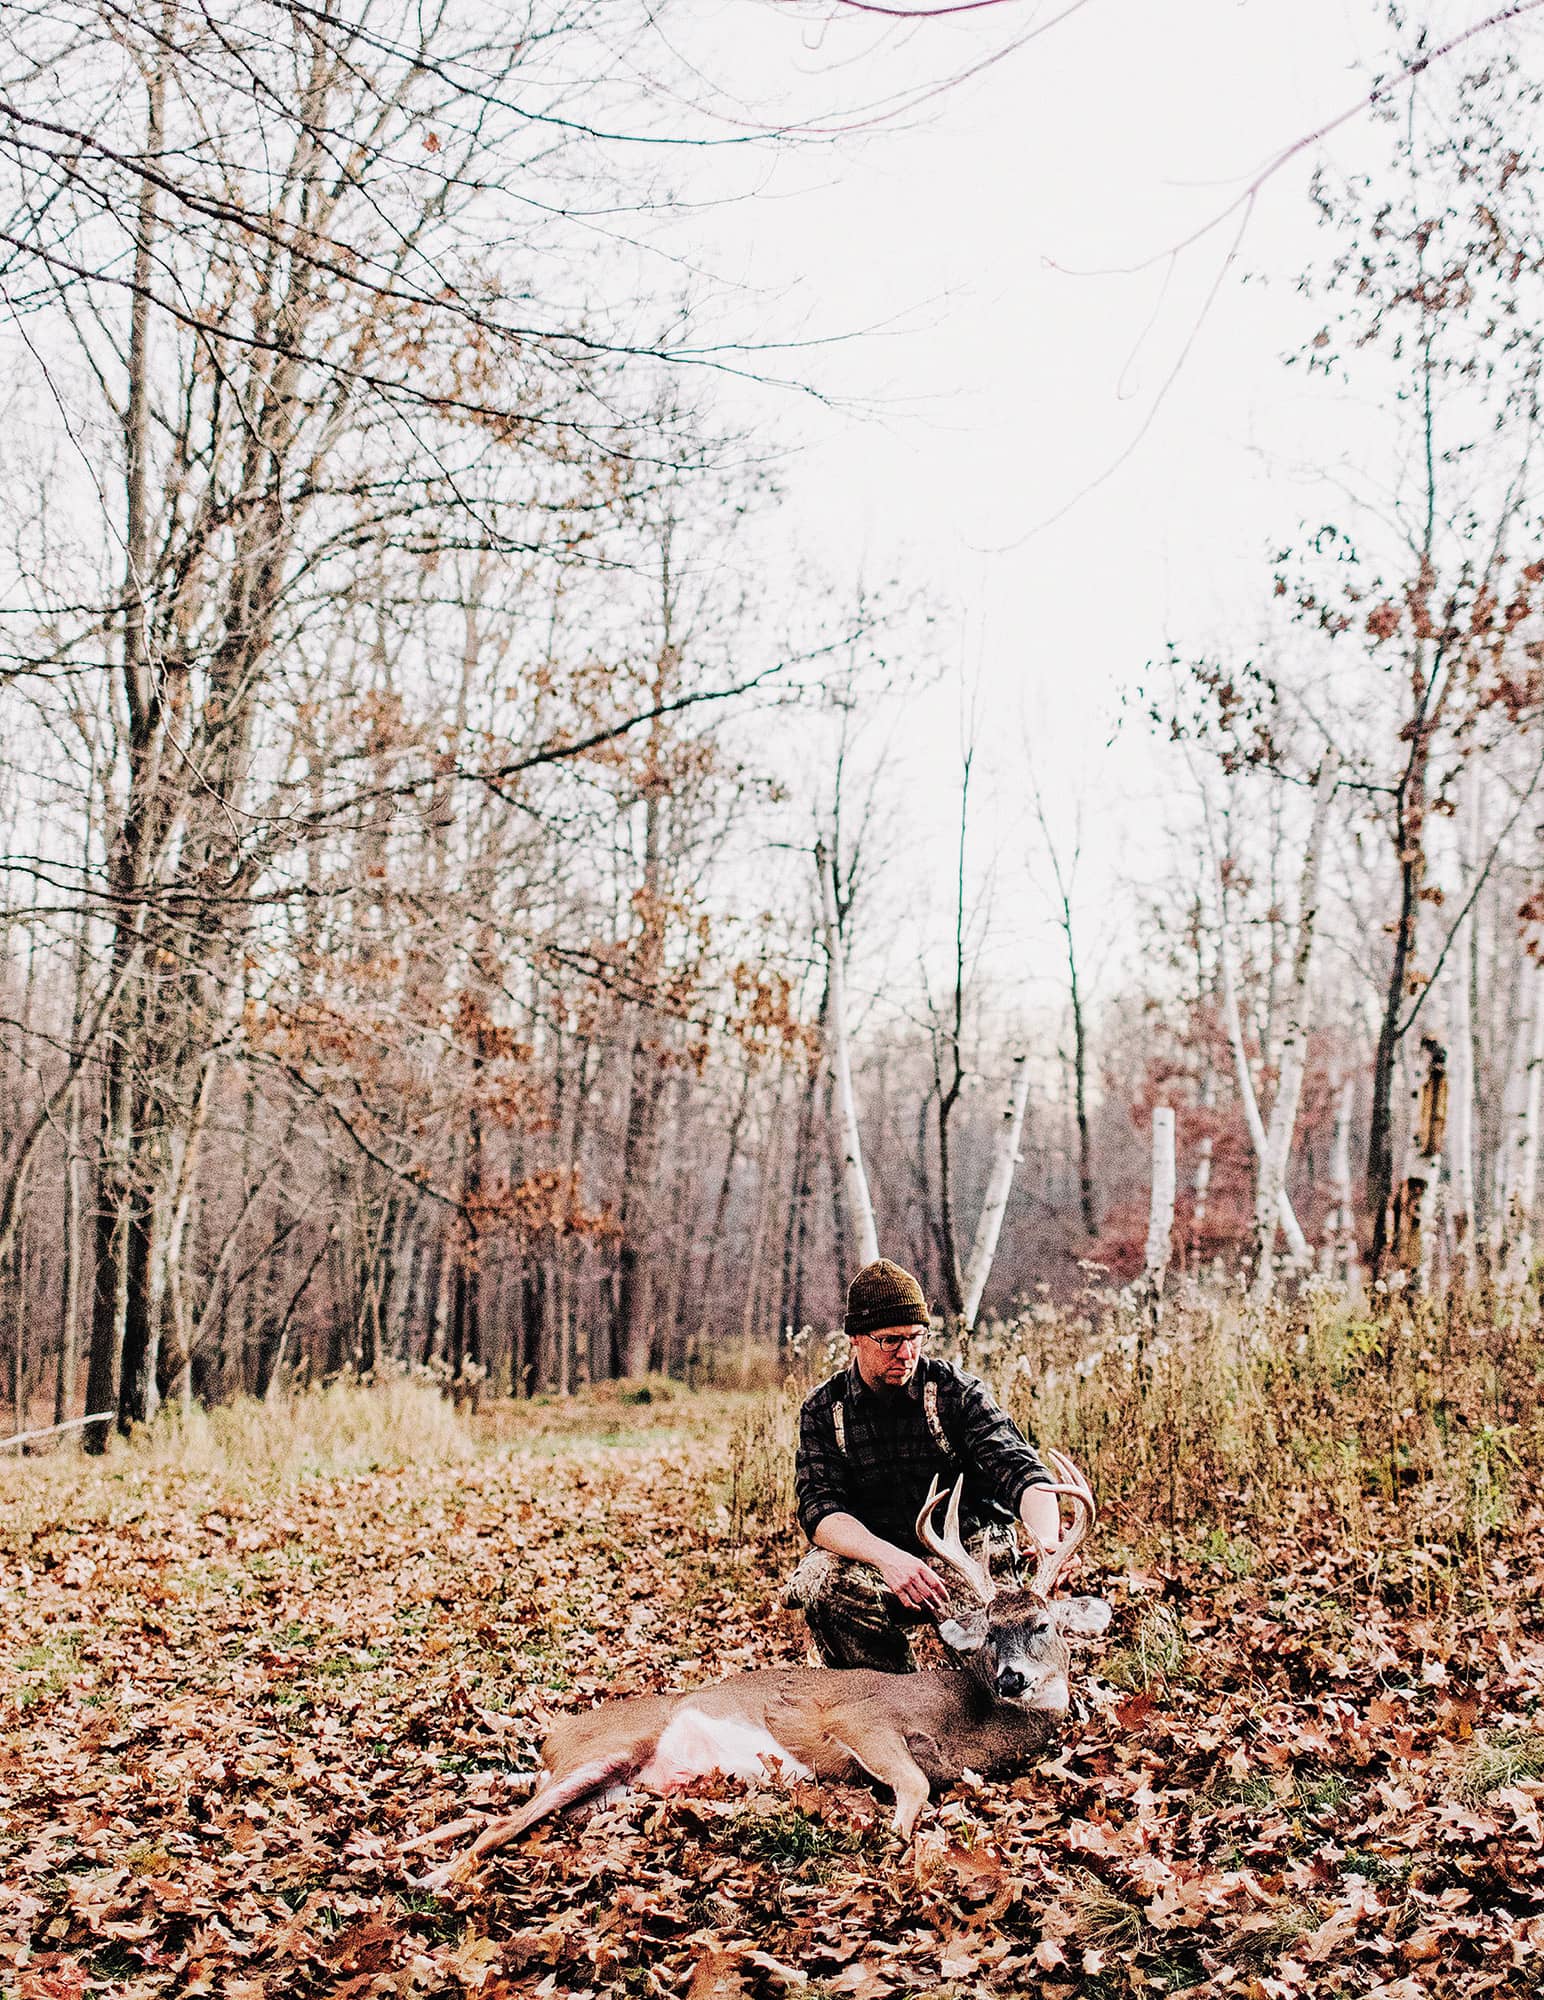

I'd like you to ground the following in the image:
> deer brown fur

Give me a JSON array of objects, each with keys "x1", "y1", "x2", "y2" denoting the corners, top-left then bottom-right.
[{"x1": 415, "y1": 1450, "x2": 1107, "y2": 1877}]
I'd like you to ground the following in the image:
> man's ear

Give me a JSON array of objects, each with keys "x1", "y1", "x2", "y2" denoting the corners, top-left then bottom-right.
[
  {"x1": 937, "y1": 1610, "x2": 990, "y2": 1654},
  {"x1": 1052, "y1": 1595, "x2": 1112, "y2": 1638}
]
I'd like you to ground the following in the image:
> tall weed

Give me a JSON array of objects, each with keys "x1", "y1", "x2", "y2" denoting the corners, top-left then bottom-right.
[
  {"x1": 728, "y1": 1285, "x2": 1544, "y2": 1593},
  {"x1": 992, "y1": 1283, "x2": 1542, "y2": 1590}
]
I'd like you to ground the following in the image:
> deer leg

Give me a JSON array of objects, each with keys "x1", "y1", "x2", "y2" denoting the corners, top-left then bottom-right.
[
  {"x1": 414, "y1": 1751, "x2": 640, "y2": 1886},
  {"x1": 828, "y1": 1726, "x2": 933, "y2": 1840}
]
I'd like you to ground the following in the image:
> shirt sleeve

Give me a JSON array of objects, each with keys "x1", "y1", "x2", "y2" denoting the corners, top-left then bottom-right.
[
  {"x1": 794, "y1": 1392, "x2": 852, "y2": 1542},
  {"x1": 952, "y1": 1371, "x2": 1051, "y2": 1516}
]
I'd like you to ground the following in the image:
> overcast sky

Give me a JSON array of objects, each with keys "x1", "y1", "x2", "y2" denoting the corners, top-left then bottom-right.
[{"x1": 642, "y1": 0, "x2": 1534, "y2": 1010}]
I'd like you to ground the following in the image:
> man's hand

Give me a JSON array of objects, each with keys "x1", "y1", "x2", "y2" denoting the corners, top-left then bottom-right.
[
  {"x1": 1021, "y1": 1482, "x2": 1062, "y2": 1559},
  {"x1": 811, "y1": 1512, "x2": 954, "y2": 1616},
  {"x1": 876, "y1": 1551, "x2": 953, "y2": 1617}
]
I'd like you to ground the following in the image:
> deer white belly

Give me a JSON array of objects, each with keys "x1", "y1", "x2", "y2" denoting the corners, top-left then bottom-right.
[{"x1": 638, "y1": 1705, "x2": 812, "y2": 1792}]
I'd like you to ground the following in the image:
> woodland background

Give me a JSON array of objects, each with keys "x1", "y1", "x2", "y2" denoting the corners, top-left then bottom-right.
[{"x1": 1, "y1": 0, "x2": 1543, "y2": 1450}]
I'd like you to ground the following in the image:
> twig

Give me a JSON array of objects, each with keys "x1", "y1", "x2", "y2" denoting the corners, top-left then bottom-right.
[{"x1": 0, "y1": 1410, "x2": 114, "y2": 1451}]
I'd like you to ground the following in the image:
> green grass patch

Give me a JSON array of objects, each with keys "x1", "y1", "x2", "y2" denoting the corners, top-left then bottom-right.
[
  {"x1": 10, "y1": 1633, "x2": 82, "y2": 1704},
  {"x1": 1211, "y1": 1766, "x2": 1360, "y2": 1820},
  {"x1": 1294, "y1": 1770, "x2": 1359, "y2": 1817},
  {"x1": 1190, "y1": 1527, "x2": 1258, "y2": 1577},
  {"x1": 1341, "y1": 1846, "x2": 1417, "y2": 1885},
  {"x1": 723, "y1": 1803, "x2": 861, "y2": 1869}
]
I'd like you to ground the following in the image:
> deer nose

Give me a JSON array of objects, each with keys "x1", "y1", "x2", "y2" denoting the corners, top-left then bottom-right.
[{"x1": 996, "y1": 1666, "x2": 1027, "y2": 1697}]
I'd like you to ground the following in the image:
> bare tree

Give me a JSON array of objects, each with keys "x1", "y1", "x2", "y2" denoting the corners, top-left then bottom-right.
[{"x1": 1029, "y1": 781, "x2": 1097, "y2": 1241}]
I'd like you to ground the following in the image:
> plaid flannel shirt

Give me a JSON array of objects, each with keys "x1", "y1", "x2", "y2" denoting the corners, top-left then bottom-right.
[{"x1": 793, "y1": 1354, "x2": 1051, "y2": 1556}]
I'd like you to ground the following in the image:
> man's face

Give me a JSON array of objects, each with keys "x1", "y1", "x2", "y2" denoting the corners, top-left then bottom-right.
[{"x1": 853, "y1": 1324, "x2": 926, "y2": 1391}]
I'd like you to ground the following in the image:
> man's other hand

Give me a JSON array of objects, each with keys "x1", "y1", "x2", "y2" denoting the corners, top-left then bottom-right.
[{"x1": 877, "y1": 1553, "x2": 952, "y2": 1616}]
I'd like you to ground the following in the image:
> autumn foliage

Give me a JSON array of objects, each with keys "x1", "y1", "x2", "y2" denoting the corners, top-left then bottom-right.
[{"x1": 4, "y1": 1291, "x2": 1541, "y2": 1999}]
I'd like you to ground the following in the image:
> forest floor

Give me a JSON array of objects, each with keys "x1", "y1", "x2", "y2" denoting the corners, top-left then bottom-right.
[{"x1": 1, "y1": 1380, "x2": 1542, "y2": 2000}]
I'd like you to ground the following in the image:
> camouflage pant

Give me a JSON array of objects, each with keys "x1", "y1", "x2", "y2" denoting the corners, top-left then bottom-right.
[{"x1": 782, "y1": 1523, "x2": 1023, "y2": 1673}]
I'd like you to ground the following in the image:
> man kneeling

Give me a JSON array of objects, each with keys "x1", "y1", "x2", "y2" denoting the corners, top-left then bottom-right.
[{"x1": 785, "y1": 1257, "x2": 1061, "y2": 1671}]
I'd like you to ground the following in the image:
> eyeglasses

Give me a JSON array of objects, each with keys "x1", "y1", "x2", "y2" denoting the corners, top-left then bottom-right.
[{"x1": 861, "y1": 1329, "x2": 925, "y2": 1353}]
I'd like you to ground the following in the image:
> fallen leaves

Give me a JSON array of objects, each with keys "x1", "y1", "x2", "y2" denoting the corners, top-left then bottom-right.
[{"x1": 1, "y1": 1403, "x2": 1542, "y2": 1998}]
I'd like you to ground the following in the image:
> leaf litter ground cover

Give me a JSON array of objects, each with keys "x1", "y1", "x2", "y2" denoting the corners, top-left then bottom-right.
[{"x1": 2, "y1": 1387, "x2": 1541, "y2": 2000}]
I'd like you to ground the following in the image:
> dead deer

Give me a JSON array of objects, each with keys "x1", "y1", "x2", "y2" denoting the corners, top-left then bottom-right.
[{"x1": 414, "y1": 1449, "x2": 1107, "y2": 1877}]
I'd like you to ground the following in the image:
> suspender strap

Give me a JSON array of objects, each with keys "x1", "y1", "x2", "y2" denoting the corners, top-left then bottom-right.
[
  {"x1": 923, "y1": 1379, "x2": 957, "y2": 1460},
  {"x1": 830, "y1": 1379, "x2": 953, "y2": 1459}
]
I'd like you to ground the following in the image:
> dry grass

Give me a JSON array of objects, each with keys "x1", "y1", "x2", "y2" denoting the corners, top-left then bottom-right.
[
  {"x1": 977, "y1": 1283, "x2": 1541, "y2": 1591},
  {"x1": 0, "y1": 1374, "x2": 775, "y2": 1544},
  {"x1": 145, "y1": 1373, "x2": 474, "y2": 1477},
  {"x1": 728, "y1": 1282, "x2": 1544, "y2": 1600},
  {"x1": 1105, "y1": 1600, "x2": 1185, "y2": 1693},
  {"x1": 726, "y1": 1383, "x2": 802, "y2": 1541},
  {"x1": 0, "y1": 1376, "x2": 475, "y2": 1539},
  {"x1": 8, "y1": 1283, "x2": 1540, "y2": 1584},
  {"x1": 1069, "y1": 1877, "x2": 1146, "y2": 1953},
  {"x1": 1457, "y1": 1725, "x2": 1544, "y2": 1801}
]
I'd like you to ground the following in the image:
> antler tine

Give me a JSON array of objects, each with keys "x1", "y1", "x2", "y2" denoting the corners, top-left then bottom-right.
[
  {"x1": 1044, "y1": 1448, "x2": 1096, "y2": 1513},
  {"x1": 915, "y1": 1475, "x2": 996, "y2": 1608},
  {"x1": 943, "y1": 1476, "x2": 964, "y2": 1548},
  {"x1": 1032, "y1": 1449, "x2": 1096, "y2": 1598}
]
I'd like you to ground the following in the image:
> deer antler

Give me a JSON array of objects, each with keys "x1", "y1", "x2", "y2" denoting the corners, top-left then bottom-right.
[
  {"x1": 1032, "y1": 1449, "x2": 1096, "y2": 1598},
  {"x1": 916, "y1": 1475, "x2": 997, "y2": 1608}
]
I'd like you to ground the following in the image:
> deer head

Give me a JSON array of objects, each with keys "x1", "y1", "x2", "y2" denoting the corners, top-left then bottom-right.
[{"x1": 916, "y1": 1451, "x2": 1110, "y2": 1717}]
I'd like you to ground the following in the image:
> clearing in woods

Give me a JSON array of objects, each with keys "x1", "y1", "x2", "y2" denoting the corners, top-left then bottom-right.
[{"x1": 1, "y1": 1379, "x2": 1542, "y2": 1999}]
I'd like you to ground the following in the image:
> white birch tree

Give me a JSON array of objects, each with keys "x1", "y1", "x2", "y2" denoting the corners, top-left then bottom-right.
[
  {"x1": 1144, "y1": 1106, "x2": 1177, "y2": 1306},
  {"x1": 960, "y1": 1051, "x2": 1030, "y2": 1329},
  {"x1": 816, "y1": 840, "x2": 879, "y2": 1268},
  {"x1": 1250, "y1": 753, "x2": 1339, "y2": 1298}
]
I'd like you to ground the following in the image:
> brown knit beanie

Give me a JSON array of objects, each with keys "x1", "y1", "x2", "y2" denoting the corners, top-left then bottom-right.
[{"x1": 845, "y1": 1258, "x2": 929, "y2": 1338}]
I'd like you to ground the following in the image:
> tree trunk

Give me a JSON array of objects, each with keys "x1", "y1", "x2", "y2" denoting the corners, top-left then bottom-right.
[
  {"x1": 92, "y1": 55, "x2": 169, "y2": 1446},
  {"x1": 1446, "y1": 762, "x2": 1480, "y2": 1286},
  {"x1": 816, "y1": 840, "x2": 878, "y2": 1266},
  {"x1": 1323, "y1": 1072, "x2": 1361, "y2": 1284},
  {"x1": 696, "y1": 1062, "x2": 751, "y2": 1347},
  {"x1": 1368, "y1": 653, "x2": 1442, "y2": 1276},
  {"x1": 1190, "y1": 1080, "x2": 1215, "y2": 1265},
  {"x1": 615, "y1": 770, "x2": 667, "y2": 1380},
  {"x1": 1447, "y1": 944, "x2": 1476, "y2": 1291},
  {"x1": 55, "y1": 1075, "x2": 84, "y2": 1428},
  {"x1": 960, "y1": 1052, "x2": 1030, "y2": 1328},
  {"x1": 1143, "y1": 1106, "x2": 1177, "y2": 1316},
  {"x1": 934, "y1": 1085, "x2": 966, "y2": 1317},
  {"x1": 615, "y1": 1035, "x2": 665, "y2": 1379},
  {"x1": 1501, "y1": 966, "x2": 1544, "y2": 1285},
  {"x1": 518, "y1": 1255, "x2": 544, "y2": 1398},
  {"x1": 1215, "y1": 866, "x2": 1312, "y2": 1265},
  {"x1": 824, "y1": 1067, "x2": 850, "y2": 1282},
  {"x1": 1250, "y1": 755, "x2": 1337, "y2": 1298},
  {"x1": 779, "y1": 1049, "x2": 820, "y2": 1338},
  {"x1": 739, "y1": 1071, "x2": 788, "y2": 1382},
  {"x1": 155, "y1": 1055, "x2": 218, "y2": 1411},
  {"x1": 1388, "y1": 1038, "x2": 1449, "y2": 1286},
  {"x1": 1067, "y1": 911, "x2": 1098, "y2": 1241}
]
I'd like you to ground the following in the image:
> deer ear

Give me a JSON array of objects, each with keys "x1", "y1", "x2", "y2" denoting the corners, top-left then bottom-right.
[
  {"x1": 937, "y1": 1610, "x2": 990, "y2": 1655},
  {"x1": 1053, "y1": 1595, "x2": 1112, "y2": 1638}
]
